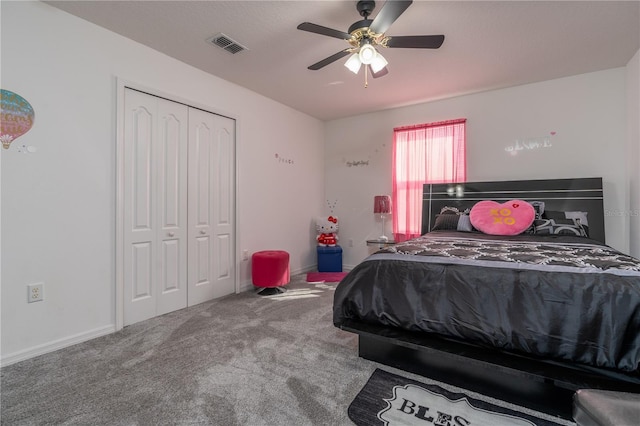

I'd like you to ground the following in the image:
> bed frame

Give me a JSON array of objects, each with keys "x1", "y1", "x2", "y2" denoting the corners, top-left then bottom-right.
[{"x1": 341, "y1": 177, "x2": 640, "y2": 420}]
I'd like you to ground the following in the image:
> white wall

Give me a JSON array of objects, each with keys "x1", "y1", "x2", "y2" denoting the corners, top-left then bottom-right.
[
  {"x1": 326, "y1": 68, "x2": 632, "y2": 269},
  {"x1": 0, "y1": 1, "x2": 325, "y2": 364},
  {"x1": 627, "y1": 49, "x2": 640, "y2": 258}
]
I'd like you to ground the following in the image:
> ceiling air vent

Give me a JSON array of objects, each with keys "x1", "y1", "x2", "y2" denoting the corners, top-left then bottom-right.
[{"x1": 207, "y1": 33, "x2": 248, "y2": 55}]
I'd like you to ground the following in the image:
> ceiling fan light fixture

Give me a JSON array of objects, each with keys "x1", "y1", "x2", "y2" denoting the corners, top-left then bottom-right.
[
  {"x1": 370, "y1": 52, "x2": 388, "y2": 73},
  {"x1": 298, "y1": 0, "x2": 445, "y2": 83},
  {"x1": 344, "y1": 53, "x2": 362, "y2": 74},
  {"x1": 358, "y1": 42, "x2": 376, "y2": 64}
]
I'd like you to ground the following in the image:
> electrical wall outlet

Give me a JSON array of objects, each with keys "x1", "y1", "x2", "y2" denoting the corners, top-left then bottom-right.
[
  {"x1": 27, "y1": 283, "x2": 44, "y2": 303},
  {"x1": 242, "y1": 249, "x2": 250, "y2": 261}
]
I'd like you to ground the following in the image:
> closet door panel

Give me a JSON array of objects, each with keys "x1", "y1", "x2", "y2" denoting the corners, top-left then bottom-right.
[
  {"x1": 215, "y1": 234, "x2": 231, "y2": 280},
  {"x1": 123, "y1": 90, "x2": 158, "y2": 325},
  {"x1": 156, "y1": 99, "x2": 188, "y2": 315},
  {"x1": 216, "y1": 128, "x2": 232, "y2": 225},
  {"x1": 188, "y1": 108, "x2": 215, "y2": 305},
  {"x1": 124, "y1": 90, "x2": 188, "y2": 325},
  {"x1": 131, "y1": 242, "x2": 153, "y2": 300},
  {"x1": 211, "y1": 117, "x2": 235, "y2": 297},
  {"x1": 196, "y1": 236, "x2": 211, "y2": 283},
  {"x1": 160, "y1": 115, "x2": 181, "y2": 227},
  {"x1": 196, "y1": 136, "x2": 212, "y2": 227},
  {"x1": 131, "y1": 107, "x2": 153, "y2": 232},
  {"x1": 161, "y1": 240, "x2": 180, "y2": 291}
]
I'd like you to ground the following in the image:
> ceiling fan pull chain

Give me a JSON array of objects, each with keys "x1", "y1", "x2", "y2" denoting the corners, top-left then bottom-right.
[{"x1": 364, "y1": 65, "x2": 369, "y2": 88}]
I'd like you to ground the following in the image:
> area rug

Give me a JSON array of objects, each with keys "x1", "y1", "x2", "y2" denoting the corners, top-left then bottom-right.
[
  {"x1": 348, "y1": 369, "x2": 571, "y2": 426},
  {"x1": 306, "y1": 271, "x2": 348, "y2": 283}
]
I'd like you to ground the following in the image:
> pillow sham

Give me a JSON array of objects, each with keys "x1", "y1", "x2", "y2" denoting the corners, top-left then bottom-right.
[
  {"x1": 538, "y1": 210, "x2": 589, "y2": 237},
  {"x1": 457, "y1": 214, "x2": 474, "y2": 232},
  {"x1": 469, "y1": 200, "x2": 535, "y2": 236},
  {"x1": 432, "y1": 206, "x2": 475, "y2": 232},
  {"x1": 533, "y1": 218, "x2": 588, "y2": 237},
  {"x1": 544, "y1": 210, "x2": 588, "y2": 222},
  {"x1": 432, "y1": 212, "x2": 459, "y2": 231}
]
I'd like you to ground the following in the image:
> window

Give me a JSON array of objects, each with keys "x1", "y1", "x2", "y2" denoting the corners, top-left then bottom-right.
[{"x1": 392, "y1": 119, "x2": 466, "y2": 242}]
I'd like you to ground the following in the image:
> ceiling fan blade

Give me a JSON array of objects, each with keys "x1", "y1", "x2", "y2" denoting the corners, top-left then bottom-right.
[
  {"x1": 370, "y1": 66, "x2": 389, "y2": 78},
  {"x1": 386, "y1": 35, "x2": 445, "y2": 49},
  {"x1": 370, "y1": 0, "x2": 412, "y2": 34},
  {"x1": 297, "y1": 22, "x2": 351, "y2": 40},
  {"x1": 308, "y1": 50, "x2": 351, "y2": 70}
]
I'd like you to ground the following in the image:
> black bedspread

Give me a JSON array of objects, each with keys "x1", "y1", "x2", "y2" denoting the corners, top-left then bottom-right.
[{"x1": 333, "y1": 231, "x2": 640, "y2": 372}]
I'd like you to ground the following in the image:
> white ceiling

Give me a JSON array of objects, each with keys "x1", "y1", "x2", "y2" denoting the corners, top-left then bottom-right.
[{"x1": 45, "y1": 1, "x2": 639, "y2": 121}]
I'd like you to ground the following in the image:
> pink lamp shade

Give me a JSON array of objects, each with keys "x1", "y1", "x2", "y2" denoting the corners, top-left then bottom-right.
[{"x1": 373, "y1": 195, "x2": 392, "y2": 214}]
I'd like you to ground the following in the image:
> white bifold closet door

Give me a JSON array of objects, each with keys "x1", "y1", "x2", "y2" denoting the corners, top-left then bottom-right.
[
  {"x1": 187, "y1": 107, "x2": 235, "y2": 306},
  {"x1": 123, "y1": 89, "x2": 235, "y2": 326}
]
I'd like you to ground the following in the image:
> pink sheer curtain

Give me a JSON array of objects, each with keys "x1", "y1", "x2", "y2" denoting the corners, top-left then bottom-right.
[{"x1": 392, "y1": 119, "x2": 466, "y2": 242}]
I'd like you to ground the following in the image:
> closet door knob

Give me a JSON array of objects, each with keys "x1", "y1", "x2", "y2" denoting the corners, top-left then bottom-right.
[
  {"x1": 200, "y1": 230, "x2": 206, "y2": 235},
  {"x1": 168, "y1": 232, "x2": 175, "y2": 237}
]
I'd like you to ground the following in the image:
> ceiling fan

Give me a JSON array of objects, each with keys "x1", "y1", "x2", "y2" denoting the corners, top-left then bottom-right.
[{"x1": 297, "y1": 0, "x2": 444, "y2": 85}]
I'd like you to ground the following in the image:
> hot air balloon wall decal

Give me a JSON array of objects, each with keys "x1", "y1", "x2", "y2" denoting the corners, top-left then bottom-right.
[{"x1": 1, "y1": 89, "x2": 35, "y2": 151}]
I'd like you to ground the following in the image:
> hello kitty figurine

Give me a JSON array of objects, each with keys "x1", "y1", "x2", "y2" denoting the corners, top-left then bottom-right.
[{"x1": 316, "y1": 216, "x2": 339, "y2": 247}]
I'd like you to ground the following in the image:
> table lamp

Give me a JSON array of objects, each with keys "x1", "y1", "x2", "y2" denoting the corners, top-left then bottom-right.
[{"x1": 373, "y1": 195, "x2": 392, "y2": 242}]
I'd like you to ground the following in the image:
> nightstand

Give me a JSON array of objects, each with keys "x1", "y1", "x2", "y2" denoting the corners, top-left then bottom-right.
[{"x1": 366, "y1": 239, "x2": 396, "y2": 249}]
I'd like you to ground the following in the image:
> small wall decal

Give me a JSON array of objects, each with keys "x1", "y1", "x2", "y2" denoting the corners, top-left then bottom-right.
[
  {"x1": 343, "y1": 142, "x2": 387, "y2": 167},
  {"x1": 326, "y1": 199, "x2": 337, "y2": 214},
  {"x1": 275, "y1": 153, "x2": 294, "y2": 164},
  {"x1": 15, "y1": 143, "x2": 38, "y2": 154},
  {"x1": 505, "y1": 132, "x2": 555, "y2": 156},
  {"x1": 1, "y1": 89, "x2": 35, "y2": 150}
]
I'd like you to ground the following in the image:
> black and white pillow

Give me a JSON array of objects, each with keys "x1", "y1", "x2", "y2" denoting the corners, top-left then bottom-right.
[
  {"x1": 541, "y1": 210, "x2": 589, "y2": 237},
  {"x1": 533, "y1": 217, "x2": 588, "y2": 237},
  {"x1": 523, "y1": 201, "x2": 545, "y2": 234},
  {"x1": 432, "y1": 206, "x2": 475, "y2": 232}
]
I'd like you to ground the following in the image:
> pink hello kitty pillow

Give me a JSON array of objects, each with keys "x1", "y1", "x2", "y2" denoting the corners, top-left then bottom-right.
[{"x1": 469, "y1": 200, "x2": 535, "y2": 236}]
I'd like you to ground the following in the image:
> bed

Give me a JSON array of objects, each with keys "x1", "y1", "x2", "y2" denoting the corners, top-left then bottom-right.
[{"x1": 333, "y1": 177, "x2": 640, "y2": 418}]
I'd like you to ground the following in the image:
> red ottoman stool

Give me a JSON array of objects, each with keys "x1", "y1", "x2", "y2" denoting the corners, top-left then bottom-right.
[{"x1": 251, "y1": 250, "x2": 290, "y2": 296}]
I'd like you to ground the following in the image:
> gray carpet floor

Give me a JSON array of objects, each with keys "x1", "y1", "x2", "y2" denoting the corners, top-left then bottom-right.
[{"x1": 1, "y1": 274, "x2": 573, "y2": 425}]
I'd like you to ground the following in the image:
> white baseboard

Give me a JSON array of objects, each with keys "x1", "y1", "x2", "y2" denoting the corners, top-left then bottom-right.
[
  {"x1": 238, "y1": 280, "x2": 254, "y2": 293},
  {"x1": 0, "y1": 324, "x2": 116, "y2": 368},
  {"x1": 294, "y1": 265, "x2": 319, "y2": 275},
  {"x1": 2, "y1": 264, "x2": 353, "y2": 366}
]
